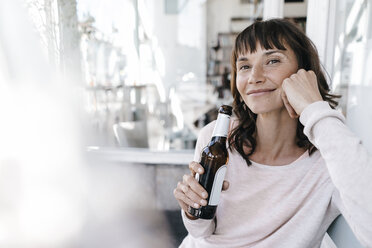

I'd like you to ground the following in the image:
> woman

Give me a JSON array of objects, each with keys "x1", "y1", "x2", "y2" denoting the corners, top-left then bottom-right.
[{"x1": 173, "y1": 19, "x2": 372, "y2": 247}]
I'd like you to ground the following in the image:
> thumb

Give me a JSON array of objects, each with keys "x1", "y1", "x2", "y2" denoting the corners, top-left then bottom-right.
[{"x1": 222, "y1": 180, "x2": 229, "y2": 191}]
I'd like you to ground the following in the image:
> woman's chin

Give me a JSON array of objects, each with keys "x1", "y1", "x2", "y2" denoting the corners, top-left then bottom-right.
[
  {"x1": 247, "y1": 101, "x2": 284, "y2": 115},
  {"x1": 248, "y1": 106, "x2": 269, "y2": 114},
  {"x1": 248, "y1": 106, "x2": 282, "y2": 115}
]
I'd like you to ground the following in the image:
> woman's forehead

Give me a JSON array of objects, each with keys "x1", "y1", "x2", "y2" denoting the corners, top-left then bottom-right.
[
  {"x1": 236, "y1": 40, "x2": 296, "y2": 58},
  {"x1": 236, "y1": 46, "x2": 298, "y2": 64},
  {"x1": 235, "y1": 36, "x2": 289, "y2": 53},
  {"x1": 237, "y1": 47, "x2": 287, "y2": 58}
]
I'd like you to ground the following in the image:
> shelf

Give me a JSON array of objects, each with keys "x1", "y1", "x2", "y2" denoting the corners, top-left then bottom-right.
[{"x1": 218, "y1": 32, "x2": 237, "y2": 47}]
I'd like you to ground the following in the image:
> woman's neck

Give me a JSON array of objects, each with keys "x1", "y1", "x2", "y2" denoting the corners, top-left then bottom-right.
[{"x1": 251, "y1": 108, "x2": 306, "y2": 165}]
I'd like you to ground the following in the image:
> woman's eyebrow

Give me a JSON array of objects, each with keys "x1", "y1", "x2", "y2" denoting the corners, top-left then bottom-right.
[
  {"x1": 264, "y1": 50, "x2": 287, "y2": 57},
  {"x1": 237, "y1": 57, "x2": 249, "y2": 62}
]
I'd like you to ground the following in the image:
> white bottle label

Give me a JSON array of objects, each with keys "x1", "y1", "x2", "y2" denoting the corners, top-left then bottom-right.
[
  {"x1": 212, "y1": 114, "x2": 230, "y2": 137},
  {"x1": 208, "y1": 165, "x2": 227, "y2": 206}
]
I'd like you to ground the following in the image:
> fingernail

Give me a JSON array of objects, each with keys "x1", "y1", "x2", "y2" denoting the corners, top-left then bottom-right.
[
  {"x1": 200, "y1": 199, "x2": 207, "y2": 206},
  {"x1": 198, "y1": 168, "x2": 203, "y2": 173},
  {"x1": 202, "y1": 192, "x2": 207, "y2": 198},
  {"x1": 193, "y1": 203, "x2": 200, "y2": 208}
]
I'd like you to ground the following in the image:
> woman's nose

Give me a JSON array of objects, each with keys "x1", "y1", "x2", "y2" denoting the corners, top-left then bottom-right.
[{"x1": 248, "y1": 65, "x2": 264, "y2": 84}]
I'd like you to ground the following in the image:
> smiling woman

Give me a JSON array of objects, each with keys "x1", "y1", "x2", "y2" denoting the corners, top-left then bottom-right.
[
  {"x1": 174, "y1": 18, "x2": 372, "y2": 248},
  {"x1": 229, "y1": 19, "x2": 339, "y2": 166},
  {"x1": 236, "y1": 46, "x2": 298, "y2": 114}
]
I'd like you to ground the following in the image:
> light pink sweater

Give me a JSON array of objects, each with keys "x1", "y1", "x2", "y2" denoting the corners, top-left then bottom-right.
[{"x1": 180, "y1": 101, "x2": 372, "y2": 248}]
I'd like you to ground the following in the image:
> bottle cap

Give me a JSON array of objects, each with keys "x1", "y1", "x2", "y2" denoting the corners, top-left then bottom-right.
[{"x1": 219, "y1": 105, "x2": 232, "y2": 116}]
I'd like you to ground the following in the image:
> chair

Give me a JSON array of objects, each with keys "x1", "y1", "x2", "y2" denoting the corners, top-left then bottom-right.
[
  {"x1": 327, "y1": 215, "x2": 364, "y2": 248},
  {"x1": 113, "y1": 121, "x2": 149, "y2": 148}
]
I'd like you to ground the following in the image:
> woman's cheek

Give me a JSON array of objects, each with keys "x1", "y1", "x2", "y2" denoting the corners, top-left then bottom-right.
[{"x1": 236, "y1": 76, "x2": 246, "y2": 96}]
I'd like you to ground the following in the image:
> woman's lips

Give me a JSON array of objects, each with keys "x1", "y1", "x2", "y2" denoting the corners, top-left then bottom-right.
[{"x1": 247, "y1": 89, "x2": 275, "y2": 96}]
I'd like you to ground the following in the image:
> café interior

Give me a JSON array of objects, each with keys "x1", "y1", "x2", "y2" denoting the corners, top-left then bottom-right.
[{"x1": 0, "y1": 0, "x2": 371, "y2": 247}]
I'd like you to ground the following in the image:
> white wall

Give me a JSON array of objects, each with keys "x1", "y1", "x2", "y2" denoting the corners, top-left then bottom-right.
[
  {"x1": 151, "y1": 0, "x2": 207, "y2": 92},
  {"x1": 207, "y1": 0, "x2": 252, "y2": 46},
  {"x1": 207, "y1": 0, "x2": 308, "y2": 46}
]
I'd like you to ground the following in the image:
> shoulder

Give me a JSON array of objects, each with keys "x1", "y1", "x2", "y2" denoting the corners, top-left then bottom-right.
[
  {"x1": 194, "y1": 120, "x2": 216, "y2": 152},
  {"x1": 196, "y1": 115, "x2": 241, "y2": 148},
  {"x1": 306, "y1": 150, "x2": 325, "y2": 168},
  {"x1": 309, "y1": 149, "x2": 322, "y2": 162},
  {"x1": 198, "y1": 120, "x2": 216, "y2": 139},
  {"x1": 308, "y1": 150, "x2": 332, "y2": 177},
  {"x1": 198, "y1": 116, "x2": 240, "y2": 138},
  {"x1": 227, "y1": 116, "x2": 240, "y2": 139},
  {"x1": 229, "y1": 116, "x2": 239, "y2": 130}
]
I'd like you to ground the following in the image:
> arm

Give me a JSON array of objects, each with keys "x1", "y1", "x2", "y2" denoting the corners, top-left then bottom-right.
[
  {"x1": 281, "y1": 69, "x2": 372, "y2": 246},
  {"x1": 300, "y1": 101, "x2": 372, "y2": 247},
  {"x1": 181, "y1": 209, "x2": 216, "y2": 238},
  {"x1": 174, "y1": 122, "x2": 216, "y2": 238}
]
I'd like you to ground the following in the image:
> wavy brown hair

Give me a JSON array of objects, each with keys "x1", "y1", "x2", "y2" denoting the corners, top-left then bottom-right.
[{"x1": 228, "y1": 18, "x2": 339, "y2": 166}]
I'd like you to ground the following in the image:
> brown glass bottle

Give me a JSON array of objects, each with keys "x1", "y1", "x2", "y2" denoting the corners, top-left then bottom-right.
[{"x1": 188, "y1": 105, "x2": 232, "y2": 219}]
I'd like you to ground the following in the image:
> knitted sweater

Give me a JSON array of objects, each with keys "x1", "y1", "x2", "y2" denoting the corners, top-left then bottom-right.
[{"x1": 180, "y1": 101, "x2": 372, "y2": 248}]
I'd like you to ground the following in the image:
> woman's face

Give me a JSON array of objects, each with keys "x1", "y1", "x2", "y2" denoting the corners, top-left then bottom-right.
[{"x1": 236, "y1": 43, "x2": 298, "y2": 114}]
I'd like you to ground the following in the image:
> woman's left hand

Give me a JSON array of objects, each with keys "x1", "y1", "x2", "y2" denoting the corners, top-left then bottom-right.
[{"x1": 281, "y1": 69, "x2": 323, "y2": 118}]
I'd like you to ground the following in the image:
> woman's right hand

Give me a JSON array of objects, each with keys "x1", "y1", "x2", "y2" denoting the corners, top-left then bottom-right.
[{"x1": 173, "y1": 161, "x2": 230, "y2": 219}]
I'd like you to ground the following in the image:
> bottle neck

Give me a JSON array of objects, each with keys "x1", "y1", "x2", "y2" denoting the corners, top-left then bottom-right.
[
  {"x1": 212, "y1": 113, "x2": 230, "y2": 138},
  {"x1": 211, "y1": 136, "x2": 227, "y2": 143}
]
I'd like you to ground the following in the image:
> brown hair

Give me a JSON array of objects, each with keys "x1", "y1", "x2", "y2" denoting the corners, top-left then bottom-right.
[{"x1": 228, "y1": 18, "x2": 339, "y2": 166}]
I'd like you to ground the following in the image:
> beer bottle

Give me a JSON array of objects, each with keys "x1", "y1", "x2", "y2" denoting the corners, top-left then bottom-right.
[{"x1": 188, "y1": 105, "x2": 232, "y2": 219}]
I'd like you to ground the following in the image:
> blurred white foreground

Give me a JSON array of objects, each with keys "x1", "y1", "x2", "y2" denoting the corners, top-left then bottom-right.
[{"x1": 0, "y1": 0, "x2": 171, "y2": 247}]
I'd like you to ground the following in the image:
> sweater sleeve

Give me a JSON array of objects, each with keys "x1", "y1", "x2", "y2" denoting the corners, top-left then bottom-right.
[
  {"x1": 181, "y1": 121, "x2": 216, "y2": 238},
  {"x1": 300, "y1": 101, "x2": 372, "y2": 247}
]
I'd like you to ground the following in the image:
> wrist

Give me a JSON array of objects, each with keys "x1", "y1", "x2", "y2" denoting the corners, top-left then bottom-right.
[
  {"x1": 298, "y1": 99, "x2": 321, "y2": 116},
  {"x1": 184, "y1": 209, "x2": 199, "y2": 220}
]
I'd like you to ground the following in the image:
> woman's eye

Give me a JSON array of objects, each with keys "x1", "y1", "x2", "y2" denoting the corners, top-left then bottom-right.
[
  {"x1": 239, "y1": 65, "x2": 250, "y2": 70},
  {"x1": 268, "y1": 59, "x2": 280, "y2": 65}
]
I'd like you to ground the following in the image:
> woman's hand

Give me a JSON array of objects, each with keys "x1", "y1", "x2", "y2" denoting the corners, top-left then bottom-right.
[
  {"x1": 173, "y1": 161, "x2": 230, "y2": 219},
  {"x1": 281, "y1": 69, "x2": 323, "y2": 118}
]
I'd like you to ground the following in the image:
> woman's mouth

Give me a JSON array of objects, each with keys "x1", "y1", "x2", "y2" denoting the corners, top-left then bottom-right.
[{"x1": 247, "y1": 89, "x2": 276, "y2": 96}]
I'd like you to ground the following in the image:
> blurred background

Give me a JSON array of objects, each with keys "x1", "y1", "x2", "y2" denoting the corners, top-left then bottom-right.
[{"x1": 0, "y1": 0, "x2": 371, "y2": 247}]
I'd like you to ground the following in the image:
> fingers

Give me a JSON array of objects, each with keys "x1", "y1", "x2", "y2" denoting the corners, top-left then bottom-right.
[
  {"x1": 189, "y1": 161, "x2": 204, "y2": 175},
  {"x1": 175, "y1": 162, "x2": 230, "y2": 213},
  {"x1": 281, "y1": 69, "x2": 321, "y2": 115},
  {"x1": 183, "y1": 174, "x2": 208, "y2": 199},
  {"x1": 293, "y1": 69, "x2": 318, "y2": 90},
  {"x1": 281, "y1": 89, "x2": 299, "y2": 119},
  {"x1": 297, "y1": 69, "x2": 316, "y2": 83},
  {"x1": 173, "y1": 173, "x2": 209, "y2": 213},
  {"x1": 174, "y1": 184, "x2": 203, "y2": 209},
  {"x1": 182, "y1": 181, "x2": 207, "y2": 207},
  {"x1": 173, "y1": 187, "x2": 194, "y2": 214}
]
